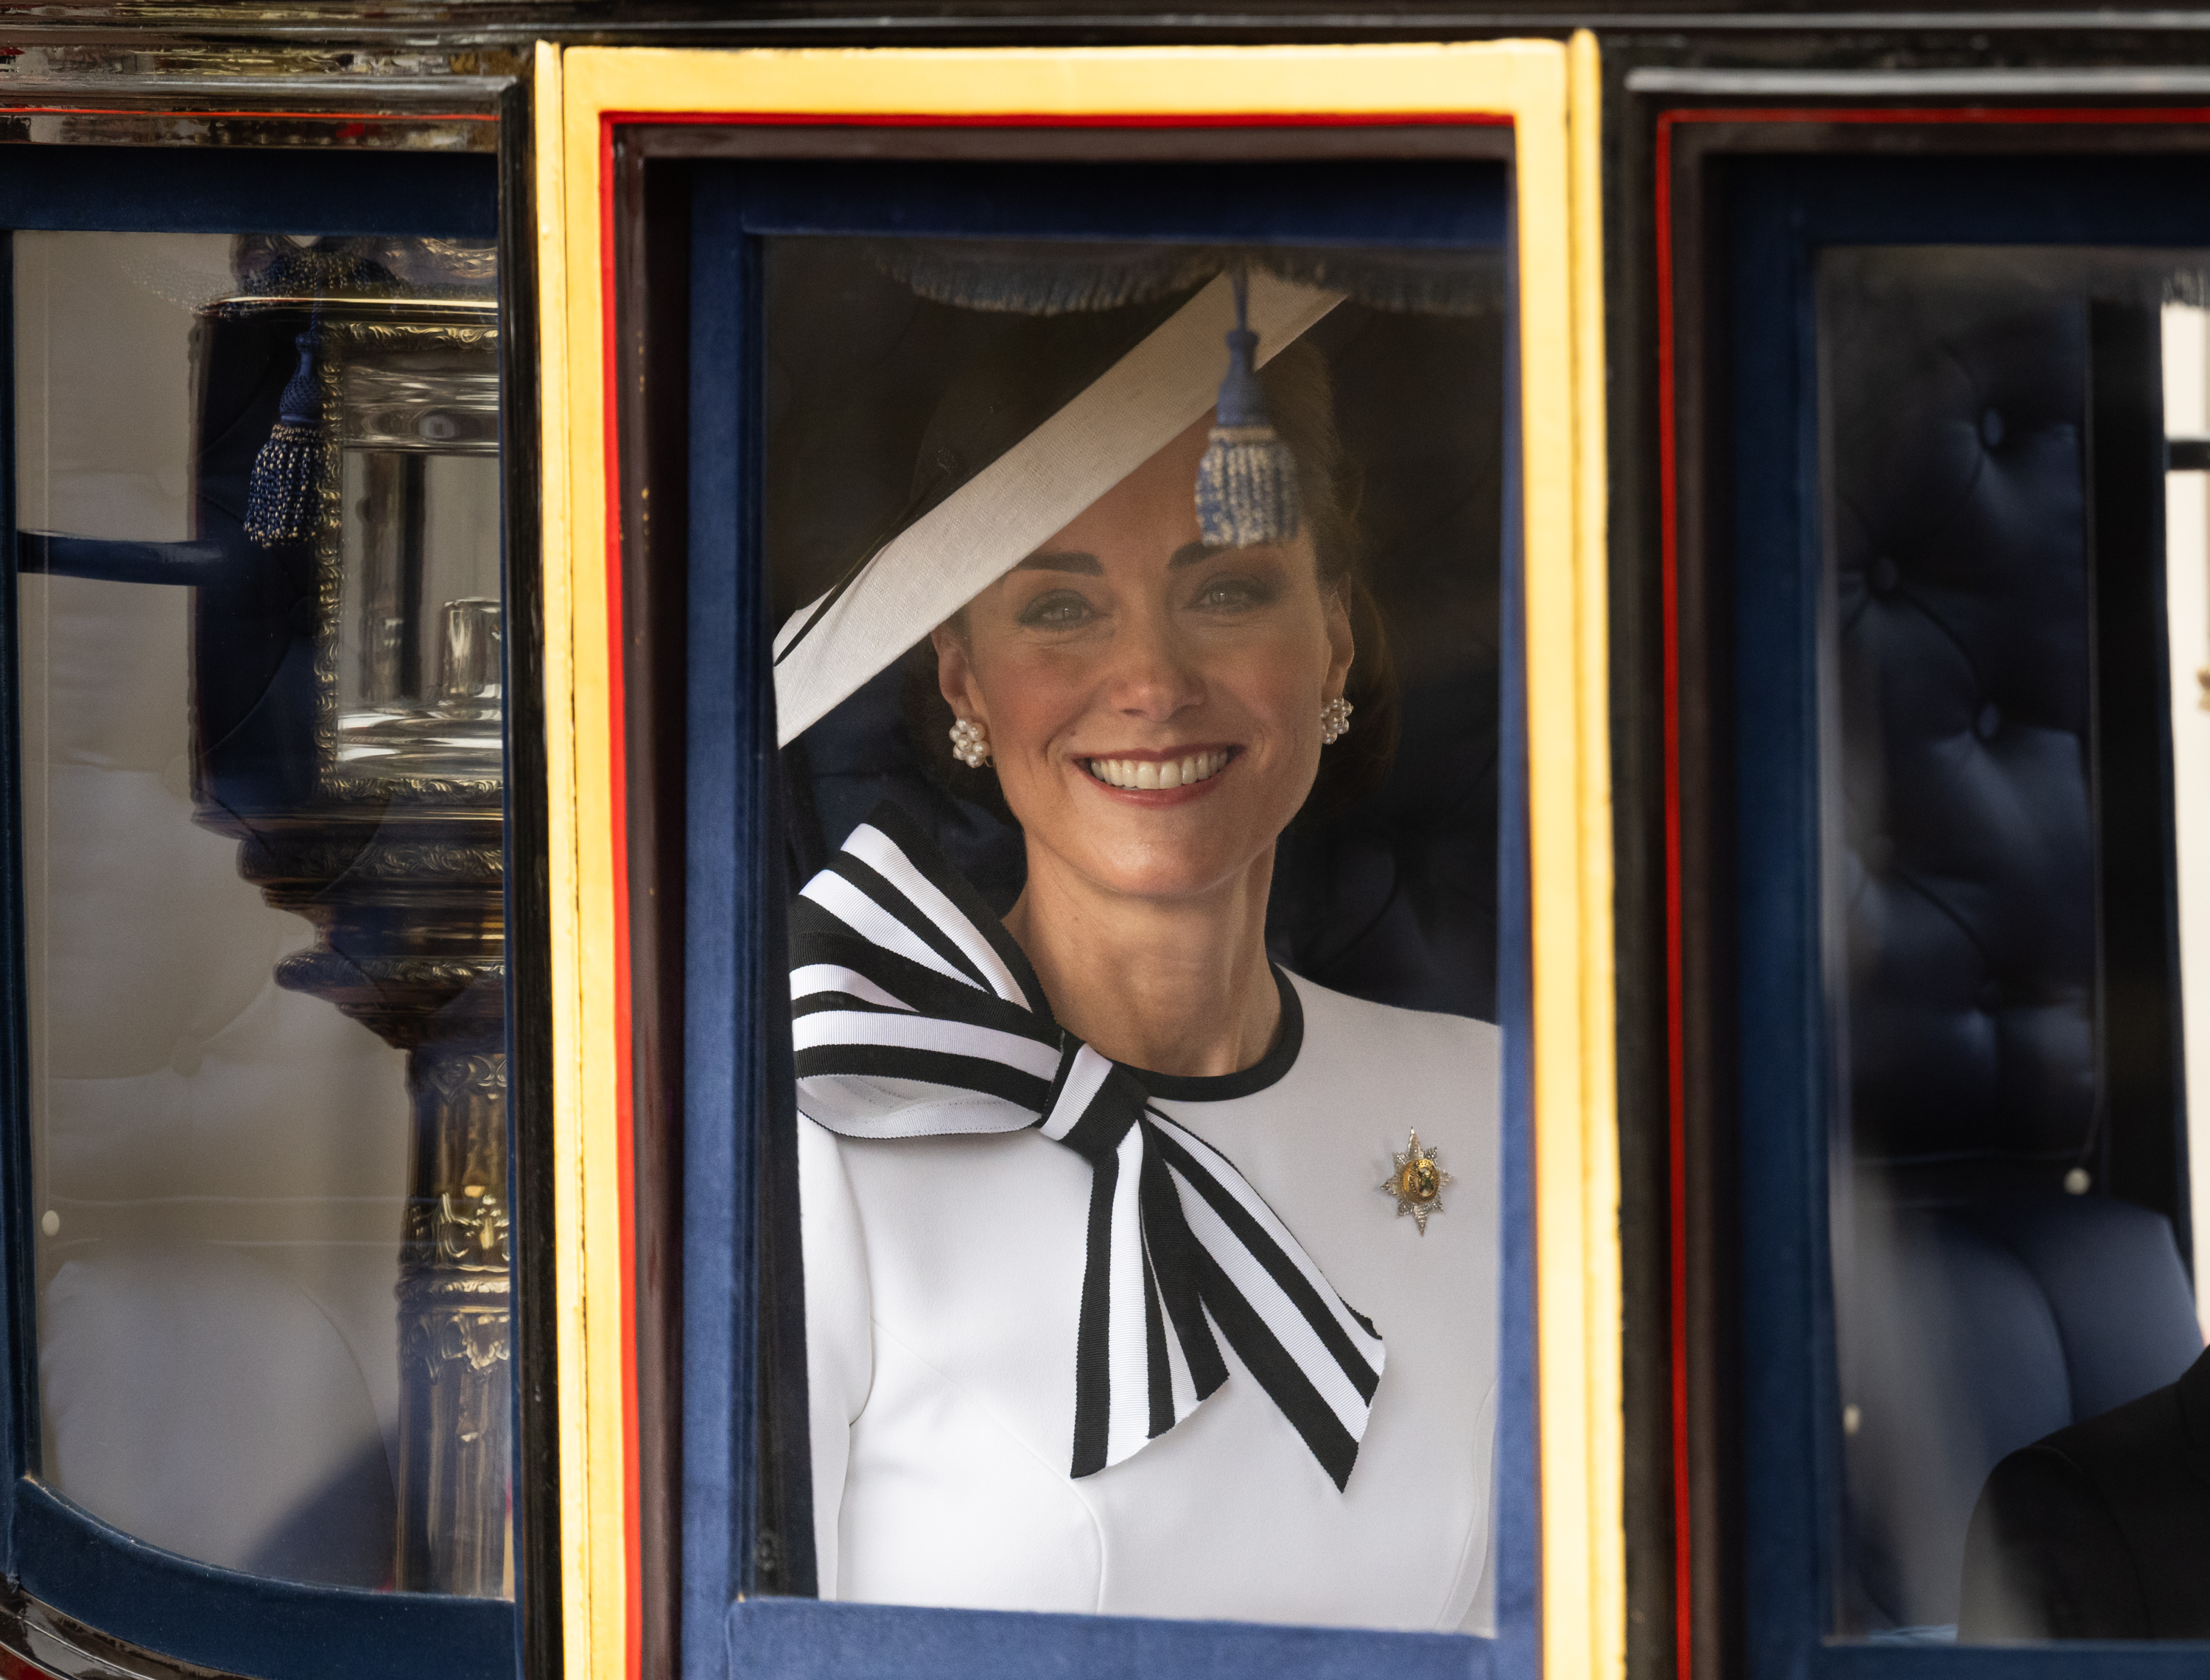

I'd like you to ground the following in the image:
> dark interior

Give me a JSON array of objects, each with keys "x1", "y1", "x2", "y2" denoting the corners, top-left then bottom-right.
[{"x1": 1821, "y1": 249, "x2": 2204, "y2": 1634}]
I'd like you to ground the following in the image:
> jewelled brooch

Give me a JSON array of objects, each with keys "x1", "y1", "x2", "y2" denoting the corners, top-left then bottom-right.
[{"x1": 1379, "y1": 1129, "x2": 1453, "y2": 1235}]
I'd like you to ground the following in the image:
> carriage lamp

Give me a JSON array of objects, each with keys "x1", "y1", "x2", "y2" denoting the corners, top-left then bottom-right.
[{"x1": 191, "y1": 284, "x2": 510, "y2": 1599}]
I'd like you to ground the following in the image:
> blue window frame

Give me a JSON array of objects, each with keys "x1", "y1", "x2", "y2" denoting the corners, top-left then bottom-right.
[
  {"x1": 1725, "y1": 150, "x2": 2210, "y2": 1677},
  {"x1": 0, "y1": 143, "x2": 513, "y2": 1680},
  {"x1": 678, "y1": 154, "x2": 1539, "y2": 1680}
]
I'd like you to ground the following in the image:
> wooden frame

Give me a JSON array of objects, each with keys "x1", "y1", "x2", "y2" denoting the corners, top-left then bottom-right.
[
  {"x1": 534, "y1": 38, "x2": 1616, "y2": 1680},
  {"x1": 1626, "y1": 77, "x2": 2210, "y2": 1680}
]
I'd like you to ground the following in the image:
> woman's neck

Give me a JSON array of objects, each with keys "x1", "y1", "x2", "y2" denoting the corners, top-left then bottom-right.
[{"x1": 1004, "y1": 843, "x2": 1281, "y2": 1079}]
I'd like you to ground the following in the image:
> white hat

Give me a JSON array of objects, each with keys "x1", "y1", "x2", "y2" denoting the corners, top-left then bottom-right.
[{"x1": 771, "y1": 269, "x2": 1343, "y2": 745}]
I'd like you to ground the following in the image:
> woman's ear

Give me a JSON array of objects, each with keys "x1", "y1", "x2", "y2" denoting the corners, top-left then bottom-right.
[
  {"x1": 933, "y1": 622, "x2": 986, "y2": 727},
  {"x1": 1322, "y1": 583, "x2": 1355, "y2": 699}
]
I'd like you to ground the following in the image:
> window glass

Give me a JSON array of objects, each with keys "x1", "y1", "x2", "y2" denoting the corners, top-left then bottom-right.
[
  {"x1": 2163, "y1": 300, "x2": 2210, "y2": 1332},
  {"x1": 1817, "y1": 246, "x2": 2207, "y2": 1642},
  {"x1": 17, "y1": 230, "x2": 510, "y2": 1596},
  {"x1": 770, "y1": 235, "x2": 1506, "y2": 1631}
]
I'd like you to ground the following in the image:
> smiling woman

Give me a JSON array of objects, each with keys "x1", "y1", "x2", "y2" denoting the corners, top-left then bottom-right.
[
  {"x1": 930, "y1": 402, "x2": 1355, "y2": 1080},
  {"x1": 771, "y1": 236, "x2": 1504, "y2": 1631}
]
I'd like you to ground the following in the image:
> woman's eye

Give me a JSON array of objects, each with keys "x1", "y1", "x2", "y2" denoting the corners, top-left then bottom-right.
[
  {"x1": 1017, "y1": 590, "x2": 1096, "y2": 628},
  {"x1": 1194, "y1": 575, "x2": 1274, "y2": 611}
]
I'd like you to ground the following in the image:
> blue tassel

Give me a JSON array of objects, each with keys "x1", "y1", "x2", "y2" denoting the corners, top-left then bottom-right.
[
  {"x1": 1195, "y1": 271, "x2": 1301, "y2": 549},
  {"x1": 244, "y1": 323, "x2": 331, "y2": 547}
]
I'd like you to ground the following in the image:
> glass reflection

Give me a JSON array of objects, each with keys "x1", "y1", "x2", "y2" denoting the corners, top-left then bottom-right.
[
  {"x1": 18, "y1": 231, "x2": 509, "y2": 1596},
  {"x1": 771, "y1": 238, "x2": 1506, "y2": 1631},
  {"x1": 1818, "y1": 248, "x2": 2210, "y2": 1641}
]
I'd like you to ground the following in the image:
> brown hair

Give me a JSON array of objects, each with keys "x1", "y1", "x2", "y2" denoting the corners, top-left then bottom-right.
[{"x1": 905, "y1": 335, "x2": 1400, "y2": 823}]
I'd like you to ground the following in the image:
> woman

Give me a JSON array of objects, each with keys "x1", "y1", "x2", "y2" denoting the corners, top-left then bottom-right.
[{"x1": 789, "y1": 272, "x2": 1500, "y2": 1632}]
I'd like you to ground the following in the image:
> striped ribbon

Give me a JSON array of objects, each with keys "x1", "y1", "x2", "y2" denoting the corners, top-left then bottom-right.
[{"x1": 789, "y1": 801, "x2": 1386, "y2": 1489}]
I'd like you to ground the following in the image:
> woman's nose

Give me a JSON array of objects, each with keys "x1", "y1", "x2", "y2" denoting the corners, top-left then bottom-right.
[{"x1": 1104, "y1": 613, "x2": 1202, "y2": 721}]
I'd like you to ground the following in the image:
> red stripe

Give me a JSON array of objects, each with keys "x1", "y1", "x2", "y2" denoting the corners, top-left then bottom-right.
[
  {"x1": 1654, "y1": 99, "x2": 2210, "y2": 1676},
  {"x1": 597, "y1": 109, "x2": 645, "y2": 1680},
  {"x1": 1661, "y1": 104, "x2": 2210, "y2": 129},
  {"x1": 588, "y1": 102, "x2": 1516, "y2": 1676}
]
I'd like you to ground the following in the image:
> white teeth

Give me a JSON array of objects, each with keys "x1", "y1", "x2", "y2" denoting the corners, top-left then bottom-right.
[{"x1": 1086, "y1": 750, "x2": 1230, "y2": 790}]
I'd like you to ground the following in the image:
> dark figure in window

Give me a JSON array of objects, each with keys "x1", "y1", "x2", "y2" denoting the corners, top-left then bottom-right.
[{"x1": 1959, "y1": 1346, "x2": 2210, "y2": 1639}]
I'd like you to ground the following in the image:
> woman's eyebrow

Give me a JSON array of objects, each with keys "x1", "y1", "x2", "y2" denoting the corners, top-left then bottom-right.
[
  {"x1": 1015, "y1": 549, "x2": 1102, "y2": 574},
  {"x1": 1168, "y1": 541, "x2": 1227, "y2": 570}
]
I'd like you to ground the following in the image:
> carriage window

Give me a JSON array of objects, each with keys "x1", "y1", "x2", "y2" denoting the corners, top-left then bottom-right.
[
  {"x1": 17, "y1": 228, "x2": 511, "y2": 1596},
  {"x1": 768, "y1": 233, "x2": 1508, "y2": 1631},
  {"x1": 1818, "y1": 247, "x2": 2208, "y2": 1642}
]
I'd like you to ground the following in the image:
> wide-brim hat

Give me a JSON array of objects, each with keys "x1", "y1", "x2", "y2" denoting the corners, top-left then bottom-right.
[{"x1": 769, "y1": 267, "x2": 1344, "y2": 745}]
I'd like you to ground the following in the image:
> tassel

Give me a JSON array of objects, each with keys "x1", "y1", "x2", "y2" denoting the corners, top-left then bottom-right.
[
  {"x1": 244, "y1": 321, "x2": 331, "y2": 547},
  {"x1": 1195, "y1": 271, "x2": 1301, "y2": 549}
]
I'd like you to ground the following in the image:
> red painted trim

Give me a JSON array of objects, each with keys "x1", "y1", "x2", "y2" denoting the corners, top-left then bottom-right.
[
  {"x1": 0, "y1": 105, "x2": 492, "y2": 122},
  {"x1": 601, "y1": 109, "x2": 1513, "y2": 130},
  {"x1": 1661, "y1": 104, "x2": 2210, "y2": 130},
  {"x1": 589, "y1": 99, "x2": 1518, "y2": 1678},
  {"x1": 597, "y1": 111, "x2": 645, "y2": 1680},
  {"x1": 1655, "y1": 96, "x2": 2210, "y2": 1679}
]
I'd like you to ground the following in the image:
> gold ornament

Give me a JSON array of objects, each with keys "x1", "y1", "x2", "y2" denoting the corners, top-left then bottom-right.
[{"x1": 1378, "y1": 1129, "x2": 1452, "y2": 1234}]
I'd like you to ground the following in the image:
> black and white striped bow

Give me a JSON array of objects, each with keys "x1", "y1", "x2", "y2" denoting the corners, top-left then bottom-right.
[{"x1": 789, "y1": 801, "x2": 1386, "y2": 1489}]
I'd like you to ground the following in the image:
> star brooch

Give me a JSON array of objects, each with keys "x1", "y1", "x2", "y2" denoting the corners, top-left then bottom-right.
[{"x1": 1379, "y1": 1130, "x2": 1453, "y2": 1234}]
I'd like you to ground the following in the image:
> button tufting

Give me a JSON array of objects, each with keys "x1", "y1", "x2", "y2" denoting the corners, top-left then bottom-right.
[
  {"x1": 1825, "y1": 300, "x2": 2100, "y2": 1170},
  {"x1": 1823, "y1": 294, "x2": 2142, "y2": 1637}
]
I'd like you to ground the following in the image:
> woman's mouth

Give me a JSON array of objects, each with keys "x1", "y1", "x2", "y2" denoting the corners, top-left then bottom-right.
[{"x1": 1081, "y1": 748, "x2": 1233, "y2": 792}]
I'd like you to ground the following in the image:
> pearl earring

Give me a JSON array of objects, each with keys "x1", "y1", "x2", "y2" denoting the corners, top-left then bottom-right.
[
  {"x1": 1320, "y1": 697, "x2": 1353, "y2": 745},
  {"x1": 949, "y1": 717, "x2": 992, "y2": 768}
]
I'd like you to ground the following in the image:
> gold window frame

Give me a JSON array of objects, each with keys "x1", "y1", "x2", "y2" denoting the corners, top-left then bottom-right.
[{"x1": 531, "y1": 37, "x2": 1616, "y2": 1680}]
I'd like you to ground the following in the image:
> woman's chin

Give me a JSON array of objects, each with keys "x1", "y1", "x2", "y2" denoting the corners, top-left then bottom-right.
[{"x1": 1044, "y1": 821, "x2": 1277, "y2": 906}]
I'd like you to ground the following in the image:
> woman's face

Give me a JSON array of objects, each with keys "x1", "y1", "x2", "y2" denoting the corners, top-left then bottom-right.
[{"x1": 934, "y1": 413, "x2": 1354, "y2": 904}]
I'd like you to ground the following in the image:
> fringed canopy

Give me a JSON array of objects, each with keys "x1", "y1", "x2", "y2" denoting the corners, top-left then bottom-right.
[{"x1": 872, "y1": 239, "x2": 1503, "y2": 320}]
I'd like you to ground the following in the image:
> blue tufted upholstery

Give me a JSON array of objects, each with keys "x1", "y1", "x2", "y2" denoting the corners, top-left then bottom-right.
[
  {"x1": 1823, "y1": 275, "x2": 2203, "y2": 1631},
  {"x1": 1832, "y1": 294, "x2": 2097, "y2": 1179}
]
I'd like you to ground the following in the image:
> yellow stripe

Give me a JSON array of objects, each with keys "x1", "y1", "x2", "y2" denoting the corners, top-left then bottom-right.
[
  {"x1": 537, "y1": 42, "x2": 1623, "y2": 1679},
  {"x1": 528, "y1": 40, "x2": 600, "y2": 1680},
  {"x1": 1568, "y1": 31, "x2": 1626, "y2": 1680},
  {"x1": 561, "y1": 40, "x2": 1570, "y2": 119},
  {"x1": 538, "y1": 35, "x2": 636, "y2": 1680},
  {"x1": 1501, "y1": 41, "x2": 1610, "y2": 1680}
]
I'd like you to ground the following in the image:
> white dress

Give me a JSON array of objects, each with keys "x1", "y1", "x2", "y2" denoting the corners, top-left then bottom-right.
[{"x1": 799, "y1": 969, "x2": 1502, "y2": 1632}]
